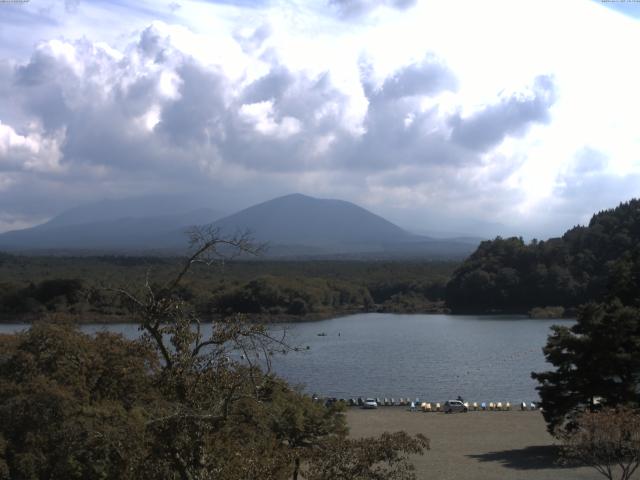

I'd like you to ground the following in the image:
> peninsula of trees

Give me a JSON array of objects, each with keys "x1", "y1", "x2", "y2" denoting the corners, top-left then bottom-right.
[{"x1": 446, "y1": 199, "x2": 640, "y2": 314}]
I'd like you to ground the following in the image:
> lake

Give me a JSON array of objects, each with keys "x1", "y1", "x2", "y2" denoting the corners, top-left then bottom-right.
[{"x1": 0, "y1": 313, "x2": 572, "y2": 404}]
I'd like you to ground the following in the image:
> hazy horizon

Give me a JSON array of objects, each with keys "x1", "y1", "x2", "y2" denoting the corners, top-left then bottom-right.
[
  {"x1": 0, "y1": 190, "x2": 619, "y2": 242},
  {"x1": 1, "y1": 0, "x2": 639, "y2": 240}
]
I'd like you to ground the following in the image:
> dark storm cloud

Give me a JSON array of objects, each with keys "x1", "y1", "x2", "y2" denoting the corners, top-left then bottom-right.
[
  {"x1": 61, "y1": 106, "x2": 159, "y2": 170},
  {"x1": 156, "y1": 61, "x2": 229, "y2": 147},
  {"x1": 224, "y1": 53, "x2": 461, "y2": 172},
  {"x1": 349, "y1": 100, "x2": 472, "y2": 169},
  {"x1": 6, "y1": 26, "x2": 221, "y2": 178},
  {"x1": 240, "y1": 64, "x2": 294, "y2": 104},
  {"x1": 3, "y1": 31, "x2": 469, "y2": 181},
  {"x1": 449, "y1": 75, "x2": 556, "y2": 152},
  {"x1": 373, "y1": 55, "x2": 458, "y2": 100},
  {"x1": 346, "y1": 55, "x2": 466, "y2": 169},
  {"x1": 15, "y1": 55, "x2": 74, "y2": 132},
  {"x1": 329, "y1": 0, "x2": 416, "y2": 18},
  {"x1": 225, "y1": 68, "x2": 352, "y2": 171}
]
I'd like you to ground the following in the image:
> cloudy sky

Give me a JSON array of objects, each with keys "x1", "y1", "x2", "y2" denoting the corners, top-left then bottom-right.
[{"x1": 1, "y1": 0, "x2": 639, "y2": 238}]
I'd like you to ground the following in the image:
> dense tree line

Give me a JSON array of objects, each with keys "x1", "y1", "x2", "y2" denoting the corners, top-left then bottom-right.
[
  {"x1": 0, "y1": 279, "x2": 85, "y2": 315},
  {"x1": 446, "y1": 199, "x2": 640, "y2": 313},
  {"x1": 0, "y1": 256, "x2": 454, "y2": 320},
  {"x1": 210, "y1": 276, "x2": 374, "y2": 316}
]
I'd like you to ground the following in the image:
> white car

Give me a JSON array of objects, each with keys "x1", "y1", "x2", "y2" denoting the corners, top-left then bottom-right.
[
  {"x1": 444, "y1": 400, "x2": 468, "y2": 413},
  {"x1": 362, "y1": 398, "x2": 378, "y2": 409}
]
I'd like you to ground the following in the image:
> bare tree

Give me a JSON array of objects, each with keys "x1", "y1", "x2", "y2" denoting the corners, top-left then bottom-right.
[
  {"x1": 111, "y1": 227, "x2": 274, "y2": 369},
  {"x1": 560, "y1": 407, "x2": 640, "y2": 480},
  {"x1": 110, "y1": 227, "x2": 298, "y2": 480},
  {"x1": 105, "y1": 227, "x2": 429, "y2": 480}
]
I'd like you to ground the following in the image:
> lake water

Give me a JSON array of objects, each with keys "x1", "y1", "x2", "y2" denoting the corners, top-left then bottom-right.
[{"x1": 0, "y1": 313, "x2": 572, "y2": 404}]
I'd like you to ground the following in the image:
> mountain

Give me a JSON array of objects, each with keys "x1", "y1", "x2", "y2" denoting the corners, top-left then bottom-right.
[
  {"x1": 211, "y1": 194, "x2": 476, "y2": 258},
  {"x1": 41, "y1": 195, "x2": 210, "y2": 229},
  {"x1": 0, "y1": 193, "x2": 478, "y2": 258},
  {"x1": 213, "y1": 193, "x2": 416, "y2": 246},
  {"x1": 0, "y1": 196, "x2": 223, "y2": 252}
]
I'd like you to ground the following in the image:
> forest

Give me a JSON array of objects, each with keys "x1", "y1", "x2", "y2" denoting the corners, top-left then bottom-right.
[
  {"x1": 446, "y1": 199, "x2": 640, "y2": 314},
  {"x1": 0, "y1": 255, "x2": 454, "y2": 322}
]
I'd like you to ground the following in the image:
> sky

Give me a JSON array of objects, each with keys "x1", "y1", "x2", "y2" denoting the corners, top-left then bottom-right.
[{"x1": 0, "y1": 0, "x2": 639, "y2": 238}]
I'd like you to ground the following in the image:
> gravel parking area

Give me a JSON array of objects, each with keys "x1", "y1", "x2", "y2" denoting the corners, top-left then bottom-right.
[{"x1": 346, "y1": 408, "x2": 602, "y2": 480}]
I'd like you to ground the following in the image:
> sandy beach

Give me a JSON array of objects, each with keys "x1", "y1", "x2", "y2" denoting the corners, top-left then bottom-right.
[{"x1": 346, "y1": 408, "x2": 601, "y2": 480}]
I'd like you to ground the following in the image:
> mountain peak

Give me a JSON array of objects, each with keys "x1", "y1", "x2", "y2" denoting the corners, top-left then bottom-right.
[
  {"x1": 213, "y1": 193, "x2": 412, "y2": 247},
  {"x1": 261, "y1": 193, "x2": 325, "y2": 204}
]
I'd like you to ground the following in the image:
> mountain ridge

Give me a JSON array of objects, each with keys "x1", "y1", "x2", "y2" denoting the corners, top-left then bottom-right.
[{"x1": 0, "y1": 193, "x2": 478, "y2": 259}]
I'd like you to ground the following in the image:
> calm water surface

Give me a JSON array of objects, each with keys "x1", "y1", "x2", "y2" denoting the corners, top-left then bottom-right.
[{"x1": 0, "y1": 313, "x2": 572, "y2": 403}]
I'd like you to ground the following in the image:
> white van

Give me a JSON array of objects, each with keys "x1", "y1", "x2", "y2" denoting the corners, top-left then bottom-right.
[{"x1": 444, "y1": 400, "x2": 468, "y2": 413}]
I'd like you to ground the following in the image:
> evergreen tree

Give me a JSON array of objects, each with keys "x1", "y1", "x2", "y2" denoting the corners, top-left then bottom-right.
[{"x1": 532, "y1": 301, "x2": 640, "y2": 433}]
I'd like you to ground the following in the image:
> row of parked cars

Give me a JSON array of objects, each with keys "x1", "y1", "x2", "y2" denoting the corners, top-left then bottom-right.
[
  {"x1": 319, "y1": 397, "x2": 422, "y2": 408},
  {"x1": 363, "y1": 399, "x2": 541, "y2": 413},
  {"x1": 343, "y1": 397, "x2": 424, "y2": 408},
  {"x1": 317, "y1": 396, "x2": 541, "y2": 413},
  {"x1": 361, "y1": 398, "x2": 467, "y2": 413}
]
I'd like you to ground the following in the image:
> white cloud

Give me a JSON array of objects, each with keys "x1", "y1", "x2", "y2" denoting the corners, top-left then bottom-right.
[
  {"x1": 239, "y1": 101, "x2": 302, "y2": 138},
  {"x1": 0, "y1": 122, "x2": 63, "y2": 173},
  {"x1": 0, "y1": 0, "x2": 638, "y2": 237}
]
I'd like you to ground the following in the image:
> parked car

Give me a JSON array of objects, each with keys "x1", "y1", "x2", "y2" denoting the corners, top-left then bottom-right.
[
  {"x1": 362, "y1": 398, "x2": 378, "y2": 409},
  {"x1": 444, "y1": 400, "x2": 468, "y2": 413}
]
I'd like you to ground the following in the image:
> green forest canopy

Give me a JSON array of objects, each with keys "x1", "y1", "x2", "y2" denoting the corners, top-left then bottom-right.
[
  {"x1": 0, "y1": 257, "x2": 454, "y2": 320},
  {"x1": 446, "y1": 199, "x2": 640, "y2": 313}
]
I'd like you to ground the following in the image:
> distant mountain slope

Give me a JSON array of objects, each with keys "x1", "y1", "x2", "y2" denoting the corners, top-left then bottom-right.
[
  {"x1": 213, "y1": 193, "x2": 418, "y2": 246},
  {"x1": 42, "y1": 195, "x2": 212, "y2": 229},
  {"x1": 0, "y1": 193, "x2": 478, "y2": 258},
  {"x1": 445, "y1": 198, "x2": 640, "y2": 313},
  {"x1": 0, "y1": 194, "x2": 223, "y2": 251}
]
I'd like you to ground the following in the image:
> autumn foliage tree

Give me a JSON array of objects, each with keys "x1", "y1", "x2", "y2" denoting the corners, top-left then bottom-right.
[
  {"x1": 305, "y1": 432, "x2": 429, "y2": 480},
  {"x1": 0, "y1": 324, "x2": 158, "y2": 479},
  {"x1": 560, "y1": 407, "x2": 640, "y2": 480}
]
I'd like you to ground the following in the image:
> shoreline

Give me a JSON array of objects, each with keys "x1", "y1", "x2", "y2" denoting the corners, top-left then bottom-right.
[{"x1": 0, "y1": 306, "x2": 570, "y2": 325}]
